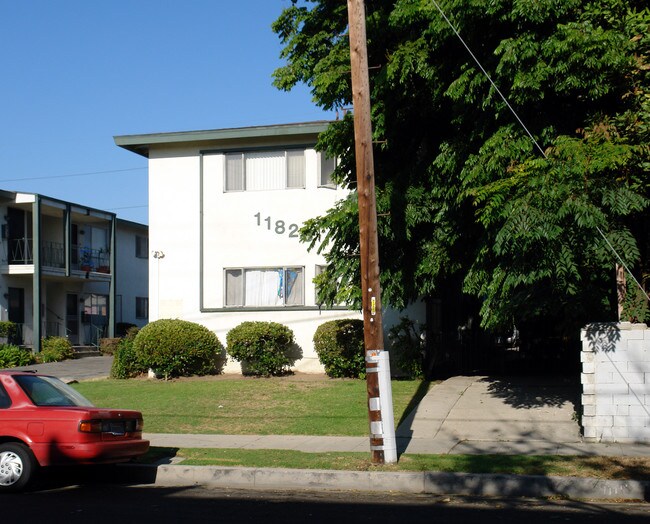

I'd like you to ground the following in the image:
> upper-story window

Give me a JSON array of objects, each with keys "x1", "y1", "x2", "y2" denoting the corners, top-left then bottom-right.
[
  {"x1": 135, "y1": 235, "x2": 148, "y2": 259},
  {"x1": 225, "y1": 150, "x2": 305, "y2": 192}
]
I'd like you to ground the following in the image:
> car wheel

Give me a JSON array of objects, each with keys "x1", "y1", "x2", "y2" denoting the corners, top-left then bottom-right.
[{"x1": 0, "y1": 443, "x2": 35, "y2": 492}]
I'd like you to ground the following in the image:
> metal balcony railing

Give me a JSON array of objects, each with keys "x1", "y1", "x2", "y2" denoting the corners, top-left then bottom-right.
[
  {"x1": 75, "y1": 245, "x2": 110, "y2": 272},
  {"x1": 9, "y1": 238, "x2": 32, "y2": 264},
  {"x1": 8, "y1": 239, "x2": 110, "y2": 272}
]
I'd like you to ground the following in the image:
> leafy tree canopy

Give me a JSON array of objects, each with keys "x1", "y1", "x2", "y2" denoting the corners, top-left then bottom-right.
[{"x1": 273, "y1": 0, "x2": 650, "y2": 333}]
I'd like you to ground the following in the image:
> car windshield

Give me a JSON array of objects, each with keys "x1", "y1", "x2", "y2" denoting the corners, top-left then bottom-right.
[{"x1": 14, "y1": 375, "x2": 95, "y2": 407}]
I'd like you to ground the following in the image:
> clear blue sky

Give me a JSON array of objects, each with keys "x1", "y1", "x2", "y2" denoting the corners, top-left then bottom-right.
[{"x1": 0, "y1": 1, "x2": 330, "y2": 225}]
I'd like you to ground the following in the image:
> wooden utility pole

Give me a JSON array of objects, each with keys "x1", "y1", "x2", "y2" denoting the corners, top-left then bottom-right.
[{"x1": 347, "y1": 0, "x2": 396, "y2": 465}]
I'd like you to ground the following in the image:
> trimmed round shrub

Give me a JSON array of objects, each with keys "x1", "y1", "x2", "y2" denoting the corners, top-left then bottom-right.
[
  {"x1": 39, "y1": 336, "x2": 75, "y2": 363},
  {"x1": 133, "y1": 319, "x2": 225, "y2": 379},
  {"x1": 226, "y1": 321, "x2": 294, "y2": 377},
  {"x1": 313, "y1": 319, "x2": 365, "y2": 378},
  {"x1": 110, "y1": 328, "x2": 145, "y2": 379},
  {"x1": 0, "y1": 344, "x2": 36, "y2": 367}
]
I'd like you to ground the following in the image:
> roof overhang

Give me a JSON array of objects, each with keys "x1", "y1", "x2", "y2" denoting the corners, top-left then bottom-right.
[{"x1": 114, "y1": 121, "x2": 333, "y2": 158}]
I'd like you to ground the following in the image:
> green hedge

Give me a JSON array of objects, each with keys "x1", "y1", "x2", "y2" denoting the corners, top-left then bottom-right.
[
  {"x1": 39, "y1": 336, "x2": 75, "y2": 363},
  {"x1": 133, "y1": 319, "x2": 225, "y2": 379},
  {"x1": 313, "y1": 319, "x2": 365, "y2": 378},
  {"x1": 226, "y1": 321, "x2": 295, "y2": 377},
  {"x1": 115, "y1": 322, "x2": 137, "y2": 337},
  {"x1": 99, "y1": 337, "x2": 121, "y2": 355},
  {"x1": 0, "y1": 345, "x2": 36, "y2": 368},
  {"x1": 0, "y1": 321, "x2": 16, "y2": 339},
  {"x1": 110, "y1": 328, "x2": 145, "y2": 379},
  {"x1": 387, "y1": 317, "x2": 425, "y2": 379}
]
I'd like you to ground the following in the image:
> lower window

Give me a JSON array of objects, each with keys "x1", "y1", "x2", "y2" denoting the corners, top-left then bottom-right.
[
  {"x1": 225, "y1": 267, "x2": 304, "y2": 307},
  {"x1": 136, "y1": 297, "x2": 148, "y2": 319}
]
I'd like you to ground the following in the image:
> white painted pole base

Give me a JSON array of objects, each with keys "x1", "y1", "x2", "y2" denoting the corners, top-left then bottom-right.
[{"x1": 376, "y1": 350, "x2": 397, "y2": 463}]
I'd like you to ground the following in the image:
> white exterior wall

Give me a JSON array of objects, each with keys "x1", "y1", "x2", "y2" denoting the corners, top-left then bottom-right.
[
  {"x1": 148, "y1": 148, "x2": 203, "y2": 321},
  {"x1": 581, "y1": 322, "x2": 650, "y2": 442},
  {"x1": 147, "y1": 144, "x2": 367, "y2": 373}
]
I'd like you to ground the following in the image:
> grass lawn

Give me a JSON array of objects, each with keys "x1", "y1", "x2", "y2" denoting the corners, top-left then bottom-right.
[
  {"x1": 73, "y1": 376, "x2": 650, "y2": 480},
  {"x1": 73, "y1": 375, "x2": 431, "y2": 436},
  {"x1": 152, "y1": 448, "x2": 650, "y2": 480}
]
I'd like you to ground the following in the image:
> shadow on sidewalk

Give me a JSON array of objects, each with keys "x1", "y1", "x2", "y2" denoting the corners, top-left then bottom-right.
[
  {"x1": 480, "y1": 375, "x2": 581, "y2": 412},
  {"x1": 396, "y1": 379, "x2": 434, "y2": 429}
]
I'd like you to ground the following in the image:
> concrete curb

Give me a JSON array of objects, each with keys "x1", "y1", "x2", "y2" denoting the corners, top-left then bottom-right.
[{"x1": 128, "y1": 464, "x2": 650, "y2": 502}]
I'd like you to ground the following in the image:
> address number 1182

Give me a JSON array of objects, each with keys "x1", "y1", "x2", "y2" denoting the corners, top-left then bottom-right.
[{"x1": 254, "y1": 212, "x2": 300, "y2": 238}]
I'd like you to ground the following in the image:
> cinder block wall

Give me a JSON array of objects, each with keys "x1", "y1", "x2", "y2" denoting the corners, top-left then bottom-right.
[{"x1": 581, "y1": 322, "x2": 650, "y2": 442}]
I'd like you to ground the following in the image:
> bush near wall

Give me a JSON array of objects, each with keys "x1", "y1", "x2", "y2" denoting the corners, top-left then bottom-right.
[
  {"x1": 0, "y1": 345, "x2": 36, "y2": 367},
  {"x1": 133, "y1": 319, "x2": 225, "y2": 379},
  {"x1": 387, "y1": 317, "x2": 425, "y2": 379},
  {"x1": 313, "y1": 319, "x2": 365, "y2": 378},
  {"x1": 0, "y1": 321, "x2": 16, "y2": 340},
  {"x1": 227, "y1": 321, "x2": 295, "y2": 377},
  {"x1": 38, "y1": 336, "x2": 75, "y2": 363},
  {"x1": 99, "y1": 338, "x2": 121, "y2": 355},
  {"x1": 115, "y1": 322, "x2": 137, "y2": 337},
  {"x1": 110, "y1": 328, "x2": 145, "y2": 379}
]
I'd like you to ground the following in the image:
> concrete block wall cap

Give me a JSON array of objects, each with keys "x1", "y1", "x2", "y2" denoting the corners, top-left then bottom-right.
[
  {"x1": 580, "y1": 322, "x2": 649, "y2": 332},
  {"x1": 582, "y1": 322, "x2": 619, "y2": 330},
  {"x1": 618, "y1": 322, "x2": 648, "y2": 330}
]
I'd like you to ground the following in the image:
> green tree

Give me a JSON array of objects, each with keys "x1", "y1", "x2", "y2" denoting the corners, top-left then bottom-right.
[{"x1": 273, "y1": 0, "x2": 649, "y2": 335}]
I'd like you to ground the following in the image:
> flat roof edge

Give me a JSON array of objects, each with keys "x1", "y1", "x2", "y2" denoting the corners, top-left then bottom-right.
[{"x1": 114, "y1": 121, "x2": 333, "y2": 157}]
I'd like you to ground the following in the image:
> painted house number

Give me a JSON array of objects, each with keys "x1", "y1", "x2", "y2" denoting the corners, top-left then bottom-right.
[{"x1": 254, "y1": 212, "x2": 300, "y2": 238}]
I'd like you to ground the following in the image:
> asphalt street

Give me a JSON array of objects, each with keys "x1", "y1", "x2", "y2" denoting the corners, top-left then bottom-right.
[{"x1": 8, "y1": 483, "x2": 650, "y2": 523}]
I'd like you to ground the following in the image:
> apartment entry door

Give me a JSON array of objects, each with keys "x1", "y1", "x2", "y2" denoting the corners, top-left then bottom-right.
[
  {"x1": 82, "y1": 294, "x2": 108, "y2": 346},
  {"x1": 66, "y1": 294, "x2": 80, "y2": 345},
  {"x1": 7, "y1": 287, "x2": 24, "y2": 345}
]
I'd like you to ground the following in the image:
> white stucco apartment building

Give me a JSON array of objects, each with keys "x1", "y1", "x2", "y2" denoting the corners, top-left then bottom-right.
[
  {"x1": 0, "y1": 190, "x2": 148, "y2": 351},
  {"x1": 115, "y1": 121, "x2": 382, "y2": 372}
]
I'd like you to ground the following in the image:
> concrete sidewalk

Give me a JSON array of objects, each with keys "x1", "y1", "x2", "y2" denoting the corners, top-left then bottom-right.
[{"x1": 8, "y1": 355, "x2": 114, "y2": 383}]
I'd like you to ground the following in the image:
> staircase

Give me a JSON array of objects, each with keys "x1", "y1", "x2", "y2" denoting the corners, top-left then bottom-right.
[{"x1": 72, "y1": 345, "x2": 103, "y2": 358}]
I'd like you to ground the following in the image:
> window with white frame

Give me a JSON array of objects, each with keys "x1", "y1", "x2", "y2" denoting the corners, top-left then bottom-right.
[
  {"x1": 224, "y1": 149, "x2": 306, "y2": 192},
  {"x1": 225, "y1": 267, "x2": 304, "y2": 307},
  {"x1": 318, "y1": 152, "x2": 336, "y2": 188},
  {"x1": 136, "y1": 297, "x2": 148, "y2": 319}
]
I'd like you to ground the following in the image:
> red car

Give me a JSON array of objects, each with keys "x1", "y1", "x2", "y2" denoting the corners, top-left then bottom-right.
[{"x1": 0, "y1": 370, "x2": 149, "y2": 491}]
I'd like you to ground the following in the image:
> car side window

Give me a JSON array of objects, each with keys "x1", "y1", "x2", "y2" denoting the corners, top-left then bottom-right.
[{"x1": 0, "y1": 384, "x2": 11, "y2": 408}]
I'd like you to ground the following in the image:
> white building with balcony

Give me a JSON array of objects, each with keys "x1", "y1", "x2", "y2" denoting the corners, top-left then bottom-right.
[
  {"x1": 0, "y1": 190, "x2": 148, "y2": 351},
  {"x1": 115, "y1": 121, "x2": 379, "y2": 372}
]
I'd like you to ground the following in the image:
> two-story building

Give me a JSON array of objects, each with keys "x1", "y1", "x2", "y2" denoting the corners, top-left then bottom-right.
[
  {"x1": 116, "y1": 122, "x2": 385, "y2": 372},
  {"x1": 0, "y1": 190, "x2": 149, "y2": 351}
]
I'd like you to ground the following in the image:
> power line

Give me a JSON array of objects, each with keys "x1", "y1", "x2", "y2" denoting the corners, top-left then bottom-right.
[
  {"x1": 430, "y1": 0, "x2": 648, "y2": 302},
  {"x1": 0, "y1": 166, "x2": 146, "y2": 183},
  {"x1": 430, "y1": 0, "x2": 546, "y2": 158}
]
